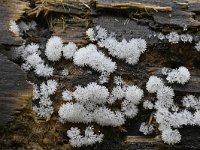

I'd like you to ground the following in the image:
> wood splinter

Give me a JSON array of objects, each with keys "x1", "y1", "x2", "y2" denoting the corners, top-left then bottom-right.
[{"x1": 97, "y1": 2, "x2": 172, "y2": 12}]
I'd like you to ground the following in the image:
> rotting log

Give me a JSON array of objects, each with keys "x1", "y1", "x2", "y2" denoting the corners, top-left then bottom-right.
[
  {"x1": 0, "y1": 0, "x2": 29, "y2": 45},
  {"x1": 1, "y1": 0, "x2": 200, "y2": 149},
  {"x1": 0, "y1": 53, "x2": 33, "y2": 126}
]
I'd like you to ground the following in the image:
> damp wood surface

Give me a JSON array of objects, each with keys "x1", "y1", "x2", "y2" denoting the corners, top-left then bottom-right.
[
  {"x1": 0, "y1": 53, "x2": 33, "y2": 126},
  {"x1": 1, "y1": 0, "x2": 200, "y2": 149}
]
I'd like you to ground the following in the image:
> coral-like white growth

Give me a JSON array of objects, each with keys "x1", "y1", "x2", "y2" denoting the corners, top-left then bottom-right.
[
  {"x1": 61, "y1": 68, "x2": 69, "y2": 76},
  {"x1": 146, "y1": 76, "x2": 164, "y2": 93},
  {"x1": 161, "y1": 129, "x2": 181, "y2": 145},
  {"x1": 9, "y1": 20, "x2": 20, "y2": 36},
  {"x1": 73, "y1": 82, "x2": 109, "y2": 105},
  {"x1": 157, "y1": 33, "x2": 165, "y2": 40},
  {"x1": 22, "y1": 43, "x2": 40, "y2": 59},
  {"x1": 166, "y1": 32, "x2": 179, "y2": 44},
  {"x1": 139, "y1": 122, "x2": 154, "y2": 135},
  {"x1": 86, "y1": 28, "x2": 95, "y2": 41},
  {"x1": 195, "y1": 41, "x2": 200, "y2": 52},
  {"x1": 45, "y1": 36, "x2": 63, "y2": 61},
  {"x1": 62, "y1": 89, "x2": 73, "y2": 101},
  {"x1": 111, "y1": 86, "x2": 125, "y2": 101},
  {"x1": 161, "y1": 67, "x2": 170, "y2": 75},
  {"x1": 18, "y1": 21, "x2": 30, "y2": 32},
  {"x1": 40, "y1": 80, "x2": 58, "y2": 97},
  {"x1": 26, "y1": 53, "x2": 44, "y2": 67},
  {"x1": 94, "y1": 107, "x2": 125, "y2": 127},
  {"x1": 32, "y1": 84, "x2": 40, "y2": 100},
  {"x1": 67, "y1": 126, "x2": 103, "y2": 147},
  {"x1": 33, "y1": 80, "x2": 57, "y2": 119},
  {"x1": 125, "y1": 85, "x2": 144, "y2": 104},
  {"x1": 157, "y1": 86, "x2": 175, "y2": 103},
  {"x1": 18, "y1": 21, "x2": 37, "y2": 33},
  {"x1": 21, "y1": 62, "x2": 32, "y2": 71},
  {"x1": 194, "y1": 110, "x2": 200, "y2": 125},
  {"x1": 63, "y1": 42, "x2": 77, "y2": 60},
  {"x1": 166, "y1": 66, "x2": 190, "y2": 84},
  {"x1": 143, "y1": 100, "x2": 154, "y2": 109},
  {"x1": 58, "y1": 103, "x2": 93, "y2": 124},
  {"x1": 121, "y1": 100, "x2": 138, "y2": 118},
  {"x1": 86, "y1": 26, "x2": 147, "y2": 65},
  {"x1": 182, "y1": 95, "x2": 200, "y2": 110},
  {"x1": 73, "y1": 44, "x2": 116, "y2": 73},
  {"x1": 9, "y1": 45, "x2": 24, "y2": 60},
  {"x1": 180, "y1": 34, "x2": 193, "y2": 43},
  {"x1": 114, "y1": 76, "x2": 123, "y2": 86},
  {"x1": 34, "y1": 64, "x2": 54, "y2": 77},
  {"x1": 99, "y1": 72, "x2": 110, "y2": 84}
]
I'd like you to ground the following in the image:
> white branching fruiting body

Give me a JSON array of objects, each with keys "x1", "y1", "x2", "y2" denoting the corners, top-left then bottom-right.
[
  {"x1": 58, "y1": 103, "x2": 93, "y2": 124},
  {"x1": 166, "y1": 32, "x2": 180, "y2": 44},
  {"x1": 67, "y1": 126, "x2": 104, "y2": 147},
  {"x1": 139, "y1": 122, "x2": 154, "y2": 135},
  {"x1": 62, "y1": 90, "x2": 73, "y2": 101},
  {"x1": 73, "y1": 82, "x2": 109, "y2": 105},
  {"x1": 86, "y1": 26, "x2": 147, "y2": 65},
  {"x1": 45, "y1": 36, "x2": 63, "y2": 61},
  {"x1": 195, "y1": 41, "x2": 200, "y2": 52},
  {"x1": 146, "y1": 76, "x2": 164, "y2": 93},
  {"x1": 33, "y1": 80, "x2": 58, "y2": 119},
  {"x1": 9, "y1": 20, "x2": 20, "y2": 36},
  {"x1": 125, "y1": 85, "x2": 144, "y2": 105},
  {"x1": 161, "y1": 129, "x2": 181, "y2": 145},
  {"x1": 143, "y1": 100, "x2": 154, "y2": 109},
  {"x1": 94, "y1": 107, "x2": 125, "y2": 127},
  {"x1": 63, "y1": 42, "x2": 77, "y2": 59},
  {"x1": 73, "y1": 44, "x2": 116, "y2": 73},
  {"x1": 166, "y1": 66, "x2": 190, "y2": 84}
]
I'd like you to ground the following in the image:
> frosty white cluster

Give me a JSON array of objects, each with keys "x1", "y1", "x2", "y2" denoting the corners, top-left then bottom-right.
[
  {"x1": 182, "y1": 95, "x2": 200, "y2": 110},
  {"x1": 73, "y1": 82, "x2": 109, "y2": 105},
  {"x1": 63, "y1": 42, "x2": 77, "y2": 60},
  {"x1": 45, "y1": 36, "x2": 63, "y2": 61},
  {"x1": 143, "y1": 100, "x2": 154, "y2": 109},
  {"x1": 166, "y1": 32, "x2": 180, "y2": 44},
  {"x1": 9, "y1": 20, "x2": 20, "y2": 36},
  {"x1": 67, "y1": 126, "x2": 104, "y2": 147},
  {"x1": 59, "y1": 80, "x2": 143, "y2": 127},
  {"x1": 73, "y1": 44, "x2": 116, "y2": 73},
  {"x1": 195, "y1": 41, "x2": 200, "y2": 52},
  {"x1": 157, "y1": 32, "x2": 193, "y2": 44},
  {"x1": 146, "y1": 76, "x2": 164, "y2": 93},
  {"x1": 20, "y1": 43, "x2": 53, "y2": 77},
  {"x1": 145, "y1": 70, "x2": 200, "y2": 144},
  {"x1": 62, "y1": 89, "x2": 73, "y2": 101},
  {"x1": 33, "y1": 80, "x2": 58, "y2": 119},
  {"x1": 139, "y1": 122, "x2": 154, "y2": 135},
  {"x1": 18, "y1": 21, "x2": 37, "y2": 33},
  {"x1": 86, "y1": 26, "x2": 147, "y2": 65},
  {"x1": 165, "y1": 66, "x2": 190, "y2": 85},
  {"x1": 94, "y1": 107, "x2": 125, "y2": 126},
  {"x1": 161, "y1": 129, "x2": 181, "y2": 145}
]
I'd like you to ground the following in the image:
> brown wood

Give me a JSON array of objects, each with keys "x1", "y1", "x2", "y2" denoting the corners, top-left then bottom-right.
[{"x1": 0, "y1": 53, "x2": 33, "y2": 126}]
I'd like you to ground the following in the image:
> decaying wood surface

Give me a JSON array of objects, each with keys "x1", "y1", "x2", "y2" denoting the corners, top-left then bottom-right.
[
  {"x1": 1, "y1": 0, "x2": 200, "y2": 149},
  {"x1": 0, "y1": 0, "x2": 29, "y2": 45},
  {"x1": 0, "y1": 53, "x2": 33, "y2": 126}
]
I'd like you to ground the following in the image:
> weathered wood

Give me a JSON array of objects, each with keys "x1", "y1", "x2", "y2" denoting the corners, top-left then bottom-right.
[
  {"x1": 0, "y1": 53, "x2": 33, "y2": 126},
  {"x1": 0, "y1": 0, "x2": 29, "y2": 45},
  {"x1": 125, "y1": 136, "x2": 161, "y2": 144}
]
